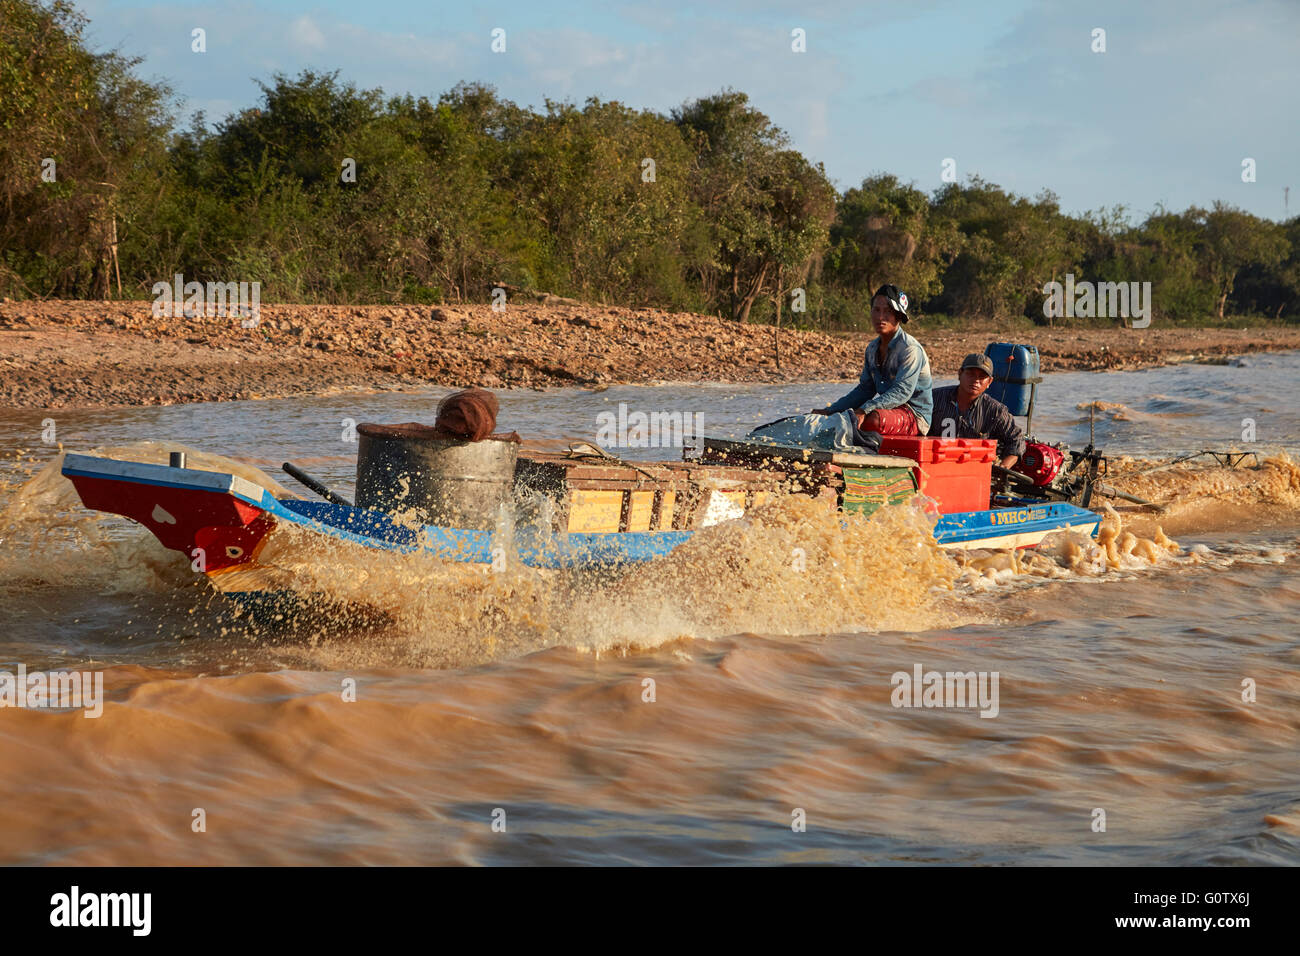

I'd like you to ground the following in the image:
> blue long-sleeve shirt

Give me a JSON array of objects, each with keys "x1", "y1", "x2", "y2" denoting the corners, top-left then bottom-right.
[{"x1": 825, "y1": 328, "x2": 933, "y2": 431}]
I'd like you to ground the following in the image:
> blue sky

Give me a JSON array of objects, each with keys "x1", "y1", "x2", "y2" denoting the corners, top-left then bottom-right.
[{"x1": 76, "y1": 0, "x2": 1298, "y2": 222}]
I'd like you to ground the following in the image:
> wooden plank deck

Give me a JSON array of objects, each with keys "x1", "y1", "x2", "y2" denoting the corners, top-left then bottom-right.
[
  {"x1": 514, "y1": 450, "x2": 788, "y2": 533},
  {"x1": 514, "y1": 437, "x2": 930, "y2": 533}
]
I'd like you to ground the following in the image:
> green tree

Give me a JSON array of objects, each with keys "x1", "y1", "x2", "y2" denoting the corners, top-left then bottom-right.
[
  {"x1": 927, "y1": 179, "x2": 1086, "y2": 322},
  {"x1": 828, "y1": 173, "x2": 959, "y2": 314},
  {"x1": 505, "y1": 96, "x2": 703, "y2": 304},
  {"x1": 1230, "y1": 215, "x2": 1297, "y2": 319},
  {"x1": 763, "y1": 149, "x2": 837, "y2": 325},
  {"x1": 673, "y1": 89, "x2": 833, "y2": 322},
  {"x1": 0, "y1": 0, "x2": 172, "y2": 297},
  {"x1": 1200, "y1": 201, "x2": 1289, "y2": 318},
  {"x1": 1114, "y1": 206, "x2": 1214, "y2": 320}
]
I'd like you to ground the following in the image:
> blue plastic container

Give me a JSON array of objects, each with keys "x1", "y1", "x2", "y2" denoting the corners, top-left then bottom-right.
[{"x1": 983, "y1": 343, "x2": 1041, "y2": 416}]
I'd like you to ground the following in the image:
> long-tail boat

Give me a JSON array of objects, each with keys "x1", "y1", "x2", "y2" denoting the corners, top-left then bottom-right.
[{"x1": 59, "y1": 343, "x2": 1109, "y2": 611}]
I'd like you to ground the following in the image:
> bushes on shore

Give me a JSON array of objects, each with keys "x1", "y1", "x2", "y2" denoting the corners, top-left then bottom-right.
[{"x1": 2, "y1": 0, "x2": 1297, "y2": 326}]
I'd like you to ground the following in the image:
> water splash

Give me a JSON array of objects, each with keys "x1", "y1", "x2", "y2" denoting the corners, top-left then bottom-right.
[{"x1": 3, "y1": 446, "x2": 1297, "y2": 671}]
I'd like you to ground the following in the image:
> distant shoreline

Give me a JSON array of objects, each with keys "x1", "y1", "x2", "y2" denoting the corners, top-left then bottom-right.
[{"x1": 3, "y1": 299, "x2": 1298, "y2": 410}]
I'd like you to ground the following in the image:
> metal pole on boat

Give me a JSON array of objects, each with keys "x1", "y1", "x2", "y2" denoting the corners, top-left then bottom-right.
[
  {"x1": 169, "y1": 452, "x2": 186, "y2": 469},
  {"x1": 1092, "y1": 482, "x2": 1163, "y2": 510},
  {"x1": 282, "y1": 462, "x2": 354, "y2": 507}
]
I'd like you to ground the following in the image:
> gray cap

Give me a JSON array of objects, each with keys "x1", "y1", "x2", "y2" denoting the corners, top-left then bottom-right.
[{"x1": 961, "y1": 353, "x2": 994, "y2": 376}]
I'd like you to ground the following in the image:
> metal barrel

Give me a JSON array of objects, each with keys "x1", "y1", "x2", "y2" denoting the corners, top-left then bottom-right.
[{"x1": 355, "y1": 423, "x2": 518, "y2": 530}]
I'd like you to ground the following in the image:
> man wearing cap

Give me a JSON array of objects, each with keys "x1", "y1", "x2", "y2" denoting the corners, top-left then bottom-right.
[
  {"x1": 928, "y1": 353, "x2": 1026, "y2": 468},
  {"x1": 811, "y1": 284, "x2": 933, "y2": 447}
]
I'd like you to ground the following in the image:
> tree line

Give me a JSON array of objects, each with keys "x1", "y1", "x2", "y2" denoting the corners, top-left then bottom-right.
[{"x1": 3, "y1": 0, "x2": 1297, "y2": 329}]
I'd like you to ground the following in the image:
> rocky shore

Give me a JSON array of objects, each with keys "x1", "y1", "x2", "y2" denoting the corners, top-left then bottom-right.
[{"x1": 2, "y1": 299, "x2": 1297, "y2": 409}]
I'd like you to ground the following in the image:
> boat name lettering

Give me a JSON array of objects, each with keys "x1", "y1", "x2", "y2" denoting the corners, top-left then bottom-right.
[{"x1": 992, "y1": 509, "x2": 1034, "y2": 525}]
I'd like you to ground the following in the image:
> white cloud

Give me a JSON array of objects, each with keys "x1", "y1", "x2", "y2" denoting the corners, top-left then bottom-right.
[
  {"x1": 801, "y1": 97, "x2": 830, "y2": 152},
  {"x1": 514, "y1": 30, "x2": 632, "y2": 96},
  {"x1": 290, "y1": 15, "x2": 327, "y2": 52}
]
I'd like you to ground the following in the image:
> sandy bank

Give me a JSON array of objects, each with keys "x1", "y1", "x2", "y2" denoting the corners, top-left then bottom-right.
[{"x1": 2, "y1": 299, "x2": 1298, "y2": 409}]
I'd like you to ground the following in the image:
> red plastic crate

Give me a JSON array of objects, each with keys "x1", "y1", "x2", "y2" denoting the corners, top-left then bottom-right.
[{"x1": 878, "y1": 437, "x2": 996, "y2": 514}]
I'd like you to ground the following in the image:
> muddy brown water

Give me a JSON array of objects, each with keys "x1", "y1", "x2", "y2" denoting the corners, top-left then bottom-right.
[{"x1": 1, "y1": 354, "x2": 1298, "y2": 864}]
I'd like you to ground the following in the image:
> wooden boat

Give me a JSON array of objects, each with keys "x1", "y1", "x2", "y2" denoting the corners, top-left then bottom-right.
[{"x1": 60, "y1": 432, "x2": 1100, "y2": 609}]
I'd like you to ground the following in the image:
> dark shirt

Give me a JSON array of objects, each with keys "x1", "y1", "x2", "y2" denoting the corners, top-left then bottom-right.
[{"x1": 927, "y1": 385, "x2": 1026, "y2": 460}]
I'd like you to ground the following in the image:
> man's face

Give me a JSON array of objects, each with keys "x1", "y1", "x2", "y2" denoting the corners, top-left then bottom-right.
[
  {"x1": 871, "y1": 296, "x2": 901, "y2": 336},
  {"x1": 958, "y1": 366, "x2": 992, "y2": 400}
]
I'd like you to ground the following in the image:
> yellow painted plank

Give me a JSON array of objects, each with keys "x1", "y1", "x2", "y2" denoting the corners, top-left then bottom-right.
[
  {"x1": 567, "y1": 489, "x2": 624, "y2": 533},
  {"x1": 626, "y1": 490, "x2": 654, "y2": 532},
  {"x1": 658, "y1": 490, "x2": 677, "y2": 530}
]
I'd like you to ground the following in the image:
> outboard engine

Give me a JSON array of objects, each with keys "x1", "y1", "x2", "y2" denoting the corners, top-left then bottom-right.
[
  {"x1": 1015, "y1": 441, "x2": 1065, "y2": 486},
  {"x1": 985, "y1": 343, "x2": 1158, "y2": 511},
  {"x1": 985, "y1": 343, "x2": 1090, "y2": 503}
]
